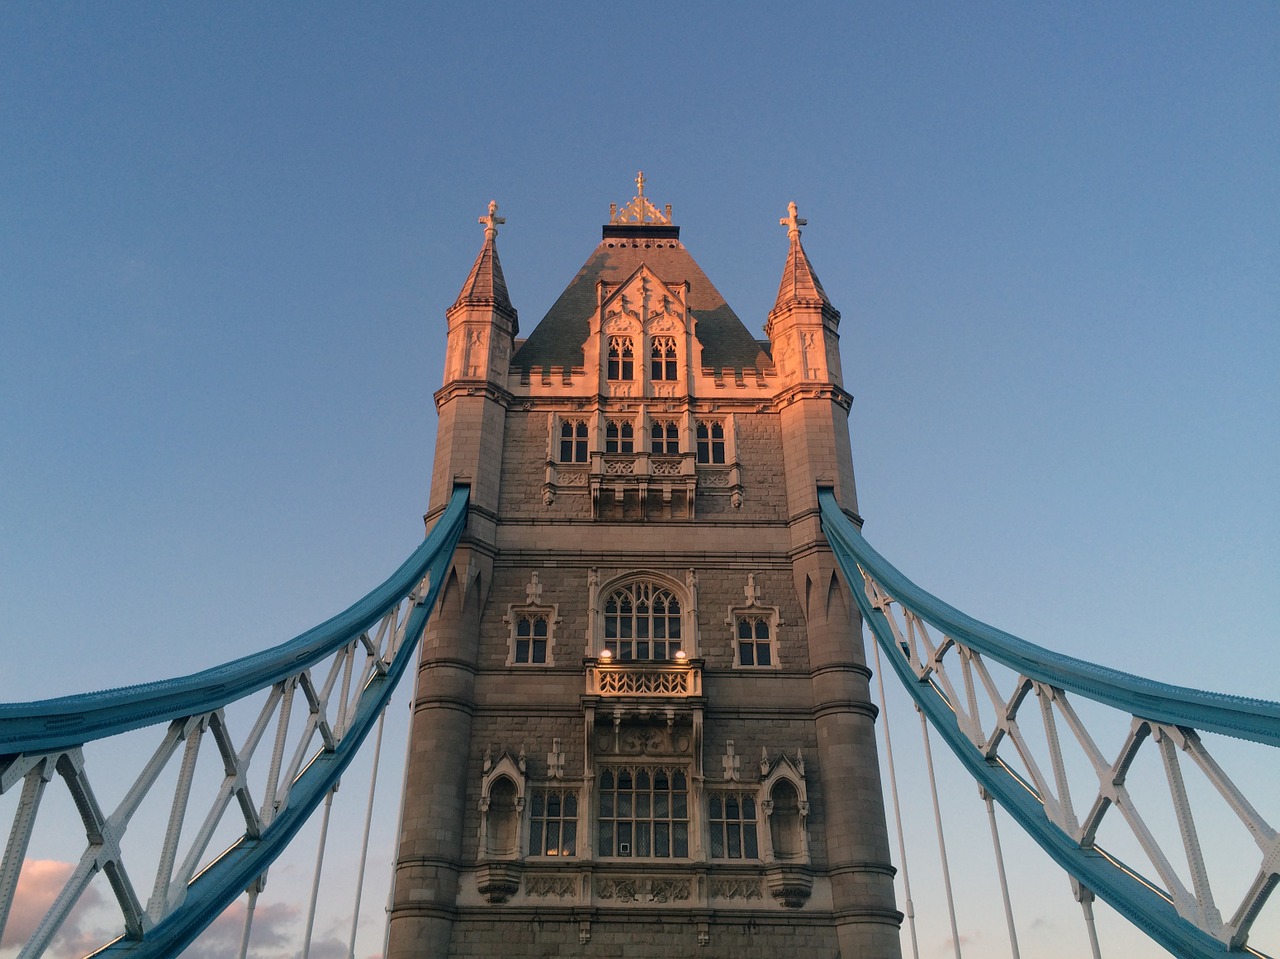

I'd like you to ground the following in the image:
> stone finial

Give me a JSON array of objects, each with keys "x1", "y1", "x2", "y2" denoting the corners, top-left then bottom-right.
[
  {"x1": 525, "y1": 571, "x2": 543, "y2": 604},
  {"x1": 610, "y1": 172, "x2": 672, "y2": 225},
  {"x1": 744, "y1": 573, "x2": 761, "y2": 605},
  {"x1": 760, "y1": 746, "x2": 771, "y2": 776},
  {"x1": 479, "y1": 199, "x2": 505, "y2": 240},
  {"x1": 780, "y1": 201, "x2": 807, "y2": 240},
  {"x1": 548, "y1": 737, "x2": 566, "y2": 779}
]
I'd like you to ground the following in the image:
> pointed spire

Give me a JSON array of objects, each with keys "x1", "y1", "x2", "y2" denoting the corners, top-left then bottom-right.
[
  {"x1": 772, "y1": 201, "x2": 832, "y2": 312},
  {"x1": 452, "y1": 200, "x2": 516, "y2": 323}
]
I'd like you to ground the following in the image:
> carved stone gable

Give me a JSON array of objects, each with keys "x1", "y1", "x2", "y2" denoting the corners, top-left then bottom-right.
[{"x1": 601, "y1": 267, "x2": 688, "y2": 335}]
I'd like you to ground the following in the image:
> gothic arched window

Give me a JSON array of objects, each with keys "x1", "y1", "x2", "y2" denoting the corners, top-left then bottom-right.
[
  {"x1": 650, "y1": 420, "x2": 679, "y2": 456},
  {"x1": 650, "y1": 336, "x2": 677, "y2": 381},
  {"x1": 607, "y1": 336, "x2": 634, "y2": 380},
  {"x1": 603, "y1": 581, "x2": 683, "y2": 660},
  {"x1": 696, "y1": 421, "x2": 726, "y2": 464},
  {"x1": 559, "y1": 420, "x2": 588, "y2": 463},
  {"x1": 605, "y1": 420, "x2": 634, "y2": 454}
]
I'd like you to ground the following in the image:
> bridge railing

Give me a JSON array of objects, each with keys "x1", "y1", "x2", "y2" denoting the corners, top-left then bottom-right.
[
  {"x1": 0, "y1": 487, "x2": 469, "y2": 959},
  {"x1": 819, "y1": 489, "x2": 1280, "y2": 959}
]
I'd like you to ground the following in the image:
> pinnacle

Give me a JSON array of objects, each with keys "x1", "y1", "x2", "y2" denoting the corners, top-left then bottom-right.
[
  {"x1": 772, "y1": 231, "x2": 832, "y2": 314},
  {"x1": 453, "y1": 233, "x2": 517, "y2": 323}
]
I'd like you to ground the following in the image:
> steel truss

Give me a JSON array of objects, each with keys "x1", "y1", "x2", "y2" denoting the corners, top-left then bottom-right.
[
  {"x1": 819, "y1": 489, "x2": 1280, "y2": 959},
  {"x1": 0, "y1": 487, "x2": 469, "y2": 958}
]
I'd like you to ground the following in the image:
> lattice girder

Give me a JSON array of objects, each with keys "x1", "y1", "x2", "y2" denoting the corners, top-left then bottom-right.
[
  {"x1": 819, "y1": 489, "x2": 1280, "y2": 958},
  {"x1": 0, "y1": 487, "x2": 469, "y2": 957}
]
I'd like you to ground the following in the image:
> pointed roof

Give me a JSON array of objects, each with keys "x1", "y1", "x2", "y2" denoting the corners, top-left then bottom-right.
[
  {"x1": 772, "y1": 201, "x2": 833, "y2": 313},
  {"x1": 451, "y1": 201, "x2": 517, "y2": 328},
  {"x1": 511, "y1": 236, "x2": 768, "y2": 373}
]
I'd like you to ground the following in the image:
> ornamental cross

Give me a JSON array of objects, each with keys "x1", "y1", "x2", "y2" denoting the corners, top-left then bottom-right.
[
  {"x1": 479, "y1": 199, "x2": 505, "y2": 240},
  {"x1": 780, "y1": 200, "x2": 807, "y2": 239},
  {"x1": 636, "y1": 170, "x2": 646, "y2": 196}
]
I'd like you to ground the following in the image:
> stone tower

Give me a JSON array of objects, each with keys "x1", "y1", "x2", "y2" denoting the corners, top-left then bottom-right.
[{"x1": 387, "y1": 178, "x2": 903, "y2": 958}]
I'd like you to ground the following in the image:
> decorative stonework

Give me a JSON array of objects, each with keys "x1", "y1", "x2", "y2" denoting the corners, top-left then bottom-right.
[
  {"x1": 476, "y1": 862, "x2": 522, "y2": 904},
  {"x1": 608, "y1": 171, "x2": 672, "y2": 225},
  {"x1": 764, "y1": 864, "x2": 812, "y2": 909},
  {"x1": 525, "y1": 875, "x2": 577, "y2": 898},
  {"x1": 595, "y1": 876, "x2": 691, "y2": 903},
  {"x1": 711, "y1": 877, "x2": 763, "y2": 900}
]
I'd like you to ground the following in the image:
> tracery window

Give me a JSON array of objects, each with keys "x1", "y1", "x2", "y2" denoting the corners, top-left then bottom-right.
[
  {"x1": 650, "y1": 420, "x2": 679, "y2": 456},
  {"x1": 597, "y1": 766, "x2": 689, "y2": 858},
  {"x1": 513, "y1": 613, "x2": 549, "y2": 664},
  {"x1": 529, "y1": 788, "x2": 578, "y2": 857},
  {"x1": 603, "y1": 581, "x2": 682, "y2": 660},
  {"x1": 696, "y1": 421, "x2": 726, "y2": 464},
  {"x1": 605, "y1": 420, "x2": 635, "y2": 454},
  {"x1": 607, "y1": 336, "x2": 634, "y2": 380},
  {"x1": 559, "y1": 420, "x2": 588, "y2": 463},
  {"x1": 709, "y1": 792, "x2": 759, "y2": 859},
  {"x1": 650, "y1": 336, "x2": 677, "y2": 380},
  {"x1": 735, "y1": 615, "x2": 773, "y2": 667}
]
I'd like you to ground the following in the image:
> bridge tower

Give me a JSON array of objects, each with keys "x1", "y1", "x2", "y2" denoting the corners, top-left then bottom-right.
[{"x1": 387, "y1": 179, "x2": 902, "y2": 957}]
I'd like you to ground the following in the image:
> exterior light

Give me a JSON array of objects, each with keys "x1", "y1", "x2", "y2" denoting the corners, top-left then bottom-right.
[
  {"x1": 599, "y1": 649, "x2": 613, "y2": 660},
  {"x1": 674, "y1": 650, "x2": 687, "y2": 661}
]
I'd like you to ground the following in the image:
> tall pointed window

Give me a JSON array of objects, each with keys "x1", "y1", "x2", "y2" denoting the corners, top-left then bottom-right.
[
  {"x1": 608, "y1": 336, "x2": 634, "y2": 380},
  {"x1": 605, "y1": 420, "x2": 635, "y2": 454},
  {"x1": 696, "y1": 421, "x2": 726, "y2": 464},
  {"x1": 650, "y1": 336, "x2": 677, "y2": 380},
  {"x1": 603, "y1": 581, "x2": 682, "y2": 660},
  {"x1": 559, "y1": 420, "x2": 588, "y2": 463},
  {"x1": 650, "y1": 420, "x2": 680, "y2": 456}
]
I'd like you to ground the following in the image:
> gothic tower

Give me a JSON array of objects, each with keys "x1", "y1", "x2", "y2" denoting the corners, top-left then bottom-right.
[{"x1": 387, "y1": 178, "x2": 902, "y2": 957}]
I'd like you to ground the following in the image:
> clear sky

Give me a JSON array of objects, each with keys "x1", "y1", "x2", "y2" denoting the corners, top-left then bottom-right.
[{"x1": 1, "y1": 4, "x2": 1276, "y2": 958}]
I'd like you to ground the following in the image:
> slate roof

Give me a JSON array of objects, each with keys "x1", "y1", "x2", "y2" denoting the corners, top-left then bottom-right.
[
  {"x1": 511, "y1": 227, "x2": 771, "y2": 373},
  {"x1": 773, "y1": 234, "x2": 834, "y2": 313},
  {"x1": 453, "y1": 235, "x2": 518, "y2": 329}
]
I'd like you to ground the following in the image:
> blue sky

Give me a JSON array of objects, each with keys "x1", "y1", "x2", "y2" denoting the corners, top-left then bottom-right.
[{"x1": 2, "y1": 4, "x2": 1276, "y2": 958}]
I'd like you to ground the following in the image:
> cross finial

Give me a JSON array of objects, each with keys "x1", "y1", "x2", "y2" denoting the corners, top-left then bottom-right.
[
  {"x1": 780, "y1": 200, "x2": 807, "y2": 240},
  {"x1": 479, "y1": 199, "x2": 505, "y2": 240},
  {"x1": 636, "y1": 171, "x2": 646, "y2": 196}
]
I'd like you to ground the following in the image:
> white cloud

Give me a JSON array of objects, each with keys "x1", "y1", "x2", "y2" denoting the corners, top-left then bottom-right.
[{"x1": 1, "y1": 860, "x2": 103, "y2": 951}]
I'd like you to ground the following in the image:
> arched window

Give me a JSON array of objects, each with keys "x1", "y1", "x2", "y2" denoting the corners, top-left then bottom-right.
[
  {"x1": 736, "y1": 615, "x2": 773, "y2": 666},
  {"x1": 605, "y1": 420, "x2": 634, "y2": 454},
  {"x1": 608, "y1": 336, "x2": 634, "y2": 380},
  {"x1": 559, "y1": 420, "x2": 588, "y2": 463},
  {"x1": 650, "y1": 420, "x2": 679, "y2": 456},
  {"x1": 696, "y1": 421, "x2": 725, "y2": 464},
  {"x1": 650, "y1": 336, "x2": 677, "y2": 381},
  {"x1": 603, "y1": 581, "x2": 683, "y2": 660},
  {"x1": 514, "y1": 613, "x2": 549, "y2": 663}
]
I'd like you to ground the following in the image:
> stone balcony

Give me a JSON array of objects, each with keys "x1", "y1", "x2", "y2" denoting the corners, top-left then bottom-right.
[{"x1": 585, "y1": 658, "x2": 703, "y2": 698}]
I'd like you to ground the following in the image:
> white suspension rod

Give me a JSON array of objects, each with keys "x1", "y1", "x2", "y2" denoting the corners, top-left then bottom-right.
[
  {"x1": 302, "y1": 784, "x2": 338, "y2": 959},
  {"x1": 347, "y1": 706, "x2": 388, "y2": 959},
  {"x1": 1078, "y1": 885, "x2": 1103, "y2": 959},
  {"x1": 919, "y1": 706, "x2": 963, "y2": 959},
  {"x1": 981, "y1": 788, "x2": 1020, "y2": 959},
  {"x1": 236, "y1": 882, "x2": 259, "y2": 959},
  {"x1": 384, "y1": 696, "x2": 417, "y2": 959},
  {"x1": 873, "y1": 634, "x2": 920, "y2": 959}
]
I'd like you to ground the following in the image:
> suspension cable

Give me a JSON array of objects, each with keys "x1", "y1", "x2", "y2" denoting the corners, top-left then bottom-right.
[
  {"x1": 919, "y1": 707, "x2": 963, "y2": 959},
  {"x1": 872, "y1": 634, "x2": 921, "y2": 959},
  {"x1": 302, "y1": 784, "x2": 338, "y2": 959},
  {"x1": 980, "y1": 788, "x2": 1021, "y2": 959},
  {"x1": 347, "y1": 706, "x2": 388, "y2": 959}
]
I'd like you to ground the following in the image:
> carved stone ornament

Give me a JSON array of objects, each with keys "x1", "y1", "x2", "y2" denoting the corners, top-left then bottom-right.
[
  {"x1": 764, "y1": 863, "x2": 813, "y2": 909},
  {"x1": 476, "y1": 861, "x2": 522, "y2": 904},
  {"x1": 596, "y1": 876, "x2": 691, "y2": 903}
]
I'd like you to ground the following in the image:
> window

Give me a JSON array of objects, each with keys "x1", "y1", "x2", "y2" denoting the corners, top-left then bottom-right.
[
  {"x1": 607, "y1": 336, "x2": 634, "y2": 380},
  {"x1": 597, "y1": 766, "x2": 689, "y2": 858},
  {"x1": 529, "y1": 788, "x2": 577, "y2": 857},
  {"x1": 736, "y1": 615, "x2": 773, "y2": 667},
  {"x1": 606, "y1": 420, "x2": 634, "y2": 454},
  {"x1": 696, "y1": 421, "x2": 725, "y2": 464},
  {"x1": 559, "y1": 420, "x2": 588, "y2": 463},
  {"x1": 604, "y1": 582, "x2": 682, "y2": 660},
  {"x1": 513, "y1": 613, "x2": 549, "y2": 663},
  {"x1": 709, "y1": 793, "x2": 759, "y2": 859},
  {"x1": 650, "y1": 420, "x2": 679, "y2": 456},
  {"x1": 650, "y1": 336, "x2": 677, "y2": 380}
]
